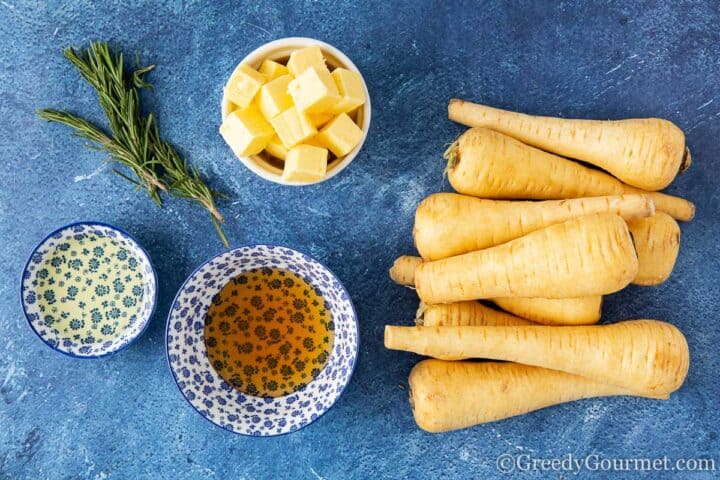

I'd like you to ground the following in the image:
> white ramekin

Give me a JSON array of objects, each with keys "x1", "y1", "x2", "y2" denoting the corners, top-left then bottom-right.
[{"x1": 221, "y1": 37, "x2": 371, "y2": 186}]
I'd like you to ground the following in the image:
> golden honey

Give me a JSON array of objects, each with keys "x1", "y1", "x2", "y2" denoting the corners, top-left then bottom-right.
[{"x1": 204, "y1": 267, "x2": 334, "y2": 397}]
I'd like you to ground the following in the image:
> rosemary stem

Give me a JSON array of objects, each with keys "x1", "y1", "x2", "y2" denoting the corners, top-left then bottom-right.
[{"x1": 38, "y1": 41, "x2": 228, "y2": 246}]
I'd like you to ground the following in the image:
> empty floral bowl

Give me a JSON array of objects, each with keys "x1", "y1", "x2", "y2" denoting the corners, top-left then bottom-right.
[
  {"x1": 21, "y1": 222, "x2": 157, "y2": 358},
  {"x1": 165, "y1": 244, "x2": 359, "y2": 436}
]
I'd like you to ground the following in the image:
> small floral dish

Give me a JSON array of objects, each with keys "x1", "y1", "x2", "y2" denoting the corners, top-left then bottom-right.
[
  {"x1": 166, "y1": 244, "x2": 359, "y2": 436},
  {"x1": 21, "y1": 222, "x2": 157, "y2": 358}
]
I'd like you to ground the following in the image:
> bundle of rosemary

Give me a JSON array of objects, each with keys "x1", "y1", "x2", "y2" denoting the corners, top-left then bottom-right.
[{"x1": 38, "y1": 41, "x2": 228, "y2": 247}]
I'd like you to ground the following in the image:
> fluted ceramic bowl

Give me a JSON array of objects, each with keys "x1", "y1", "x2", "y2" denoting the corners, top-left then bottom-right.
[{"x1": 166, "y1": 244, "x2": 359, "y2": 435}]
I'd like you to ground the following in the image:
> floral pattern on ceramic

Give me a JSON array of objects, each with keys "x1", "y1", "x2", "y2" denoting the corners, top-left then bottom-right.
[
  {"x1": 21, "y1": 223, "x2": 157, "y2": 358},
  {"x1": 166, "y1": 244, "x2": 359, "y2": 436}
]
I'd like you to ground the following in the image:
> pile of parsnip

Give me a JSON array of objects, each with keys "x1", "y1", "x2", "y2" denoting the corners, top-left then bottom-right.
[{"x1": 385, "y1": 100, "x2": 695, "y2": 433}]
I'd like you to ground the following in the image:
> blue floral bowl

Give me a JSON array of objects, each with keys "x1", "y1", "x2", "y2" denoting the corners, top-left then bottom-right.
[
  {"x1": 21, "y1": 222, "x2": 157, "y2": 358},
  {"x1": 166, "y1": 244, "x2": 359, "y2": 436}
]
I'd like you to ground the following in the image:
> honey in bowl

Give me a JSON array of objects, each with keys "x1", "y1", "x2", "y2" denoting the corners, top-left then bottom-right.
[{"x1": 204, "y1": 266, "x2": 334, "y2": 397}]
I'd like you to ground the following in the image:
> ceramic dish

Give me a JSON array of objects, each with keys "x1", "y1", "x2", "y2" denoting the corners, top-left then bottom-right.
[
  {"x1": 166, "y1": 244, "x2": 359, "y2": 435},
  {"x1": 221, "y1": 37, "x2": 372, "y2": 186},
  {"x1": 21, "y1": 222, "x2": 157, "y2": 358}
]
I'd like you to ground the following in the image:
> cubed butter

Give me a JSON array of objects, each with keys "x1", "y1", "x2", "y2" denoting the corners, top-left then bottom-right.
[
  {"x1": 257, "y1": 74, "x2": 294, "y2": 121},
  {"x1": 286, "y1": 46, "x2": 325, "y2": 77},
  {"x1": 258, "y1": 59, "x2": 289, "y2": 81},
  {"x1": 269, "y1": 107, "x2": 317, "y2": 149},
  {"x1": 265, "y1": 135, "x2": 288, "y2": 160},
  {"x1": 308, "y1": 112, "x2": 334, "y2": 128},
  {"x1": 288, "y1": 66, "x2": 340, "y2": 114},
  {"x1": 225, "y1": 64, "x2": 266, "y2": 109},
  {"x1": 314, "y1": 113, "x2": 364, "y2": 157},
  {"x1": 303, "y1": 135, "x2": 326, "y2": 148},
  {"x1": 331, "y1": 68, "x2": 366, "y2": 113},
  {"x1": 282, "y1": 145, "x2": 328, "y2": 182},
  {"x1": 220, "y1": 107, "x2": 274, "y2": 156}
]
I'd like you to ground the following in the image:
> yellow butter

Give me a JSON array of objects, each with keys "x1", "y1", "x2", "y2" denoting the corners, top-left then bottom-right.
[
  {"x1": 286, "y1": 46, "x2": 325, "y2": 77},
  {"x1": 220, "y1": 107, "x2": 274, "y2": 156},
  {"x1": 288, "y1": 66, "x2": 340, "y2": 114},
  {"x1": 258, "y1": 59, "x2": 290, "y2": 81},
  {"x1": 257, "y1": 74, "x2": 294, "y2": 121},
  {"x1": 225, "y1": 64, "x2": 266, "y2": 109},
  {"x1": 308, "y1": 112, "x2": 334, "y2": 128},
  {"x1": 269, "y1": 107, "x2": 317, "y2": 149},
  {"x1": 282, "y1": 145, "x2": 328, "y2": 182},
  {"x1": 303, "y1": 135, "x2": 326, "y2": 148},
  {"x1": 331, "y1": 68, "x2": 366, "y2": 113},
  {"x1": 265, "y1": 135, "x2": 288, "y2": 160},
  {"x1": 314, "y1": 113, "x2": 364, "y2": 157}
]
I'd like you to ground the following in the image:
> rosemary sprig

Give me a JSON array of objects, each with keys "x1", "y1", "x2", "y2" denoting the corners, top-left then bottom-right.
[
  {"x1": 152, "y1": 126, "x2": 228, "y2": 245},
  {"x1": 38, "y1": 41, "x2": 228, "y2": 247}
]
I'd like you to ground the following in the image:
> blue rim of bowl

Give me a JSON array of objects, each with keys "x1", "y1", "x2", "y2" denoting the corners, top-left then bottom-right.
[
  {"x1": 20, "y1": 221, "x2": 159, "y2": 359},
  {"x1": 164, "y1": 243, "x2": 361, "y2": 436}
]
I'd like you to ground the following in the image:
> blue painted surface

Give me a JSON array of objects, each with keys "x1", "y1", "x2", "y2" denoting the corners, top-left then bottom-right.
[{"x1": 0, "y1": 1, "x2": 718, "y2": 478}]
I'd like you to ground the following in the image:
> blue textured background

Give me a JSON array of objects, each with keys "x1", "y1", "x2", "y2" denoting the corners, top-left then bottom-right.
[{"x1": 1, "y1": 1, "x2": 718, "y2": 479}]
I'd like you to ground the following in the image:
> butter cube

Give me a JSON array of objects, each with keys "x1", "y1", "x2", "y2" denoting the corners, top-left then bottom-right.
[
  {"x1": 265, "y1": 135, "x2": 288, "y2": 160},
  {"x1": 258, "y1": 59, "x2": 289, "y2": 81},
  {"x1": 225, "y1": 64, "x2": 266, "y2": 109},
  {"x1": 288, "y1": 66, "x2": 340, "y2": 113},
  {"x1": 220, "y1": 107, "x2": 274, "y2": 156},
  {"x1": 308, "y1": 112, "x2": 334, "y2": 128},
  {"x1": 286, "y1": 46, "x2": 325, "y2": 77},
  {"x1": 269, "y1": 107, "x2": 317, "y2": 149},
  {"x1": 315, "y1": 113, "x2": 364, "y2": 157},
  {"x1": 257, "y1": 74, "x2": 294, "y2": 121},
  {"x1": 331, "y1": 68, "x2": 366, "y2": 113},
  {"x1": 303, "y1": 135, "x2": 326, "y2": 148},
  {"x1": 282, "y1": 145, "x2": 328, "y2": 182}
]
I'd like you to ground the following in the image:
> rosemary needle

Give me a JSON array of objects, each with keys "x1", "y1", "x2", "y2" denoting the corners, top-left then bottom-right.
[{"x1": 38, "y1": 41, "x2": 228, "y2": 247}]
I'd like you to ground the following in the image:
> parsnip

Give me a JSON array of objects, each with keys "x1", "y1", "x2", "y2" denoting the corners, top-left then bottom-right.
[
  {"x1": 445, "y1": 127, "x2": 694, "y2": 221},
  {"x1": 409, "y1": 360, "x2": 654, "y2": 433},
  {"x1": 418, "y1": 301, "x2": 536, "y2": 327},
  {"x1": 385, "y1": 320, "x2": 690, "y2": 398},
  {"x1": 389, "y1": 255, "x2": 423, "y2": 287},
  {"x1": 493, "y1": 296, "x2": 601, "y2": 326},
  {"x1": 448, "y1": 99, "x2": 690, "y2": 191},
  {"x1": 390, "y1": 255, "x2": 602, "y2": 325},
  {"x1": 414, "y1": 193, "x2": 654, "y2": 260},
  {"x1": 415, "y1": 214, "x2": 637, "y2": 303},
  {"x1": 628, "y1": 212, "x2": 681, "y2": 286}
]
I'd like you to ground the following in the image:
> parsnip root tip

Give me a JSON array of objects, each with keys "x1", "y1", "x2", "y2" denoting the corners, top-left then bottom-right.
[
  {"x1": 681, "y1": 147, "x2": 692, "y2": 173},
  {"x1": 448, "y1": 98, "x2": 463, "y2": 113}
]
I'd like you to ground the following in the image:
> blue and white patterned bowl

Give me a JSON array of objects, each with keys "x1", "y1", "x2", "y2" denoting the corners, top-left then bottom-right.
[
  {"x1": 20, "y1": 222, "x2": 157, "y2": 358},
  {"x1": 166, "y1": 244, "x2": 359, "y2": 436}
]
